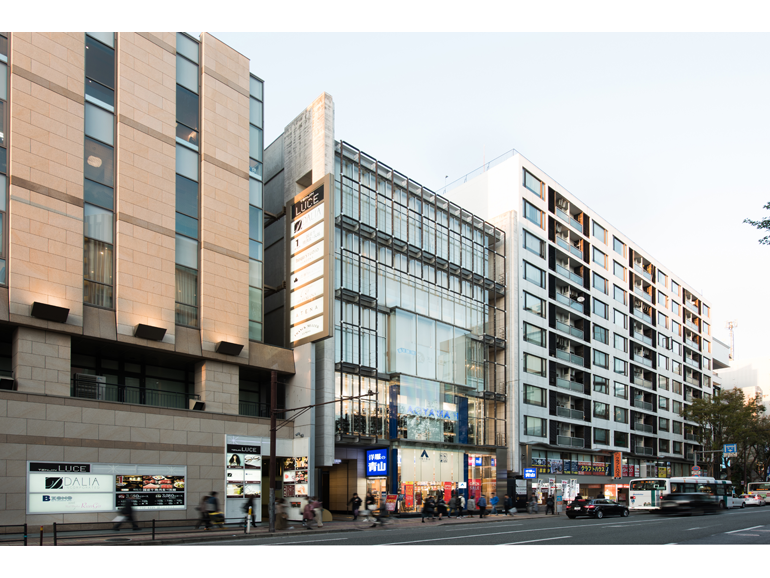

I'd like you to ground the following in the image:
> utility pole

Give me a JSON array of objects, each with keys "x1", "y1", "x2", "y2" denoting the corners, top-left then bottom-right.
[{"x1": 267, "y1": 386, "x2": 375, "y2": 532}]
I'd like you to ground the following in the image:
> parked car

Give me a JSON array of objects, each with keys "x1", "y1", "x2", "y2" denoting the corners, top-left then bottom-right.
[
  {"x1": 739, "y1": 494, "x2": 765, "y2": 507},
  {"x1": 566, "y1": 499, "x2": 629, "y2": 519},
  {"x1": 657, "y1": 493, "x2": 720, "y2": 516}
]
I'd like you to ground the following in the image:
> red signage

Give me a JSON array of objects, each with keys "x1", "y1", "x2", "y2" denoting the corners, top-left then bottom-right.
[
  {"x1": 403, "y1": 483, "x2": 414, "y2": 509},
  {"x1": 386, "y1": 494, "x2": 398, "y2": 511},
  {"x1": 613, "y1": 452, "x2": 622, "y2": 479},
  {"x1": 444, "y1": 482, "x2": 453, "y2": 502},
  {"x1": 470, "y1": 479, "x2": 481, "y2": 500}
]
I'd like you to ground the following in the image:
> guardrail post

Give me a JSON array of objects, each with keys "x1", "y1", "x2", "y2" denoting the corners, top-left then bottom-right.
[{"x1": 152, "y1": 518, "x2": 156, "y2": 541}]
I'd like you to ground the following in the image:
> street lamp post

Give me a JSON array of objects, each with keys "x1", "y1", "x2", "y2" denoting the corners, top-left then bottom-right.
[{"x1": 267, "y1": 384, "x2": 375, "y2": 532}]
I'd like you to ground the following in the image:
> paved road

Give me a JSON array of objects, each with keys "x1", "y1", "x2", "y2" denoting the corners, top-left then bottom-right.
[{"x1": 189, "y1": 507, "x2": 770, "y2": 546}]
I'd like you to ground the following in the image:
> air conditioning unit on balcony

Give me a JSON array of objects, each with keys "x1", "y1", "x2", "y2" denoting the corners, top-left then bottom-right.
[
  {"x1": 556, "y1": 199, "x2": 568, "y2": 211},
  {"x1": 559, "y1": 285, "x2": 569, "y2": 295},
  {"x1": 557, "y1": 259, "x2": 569, "y2": 269},
  {"x1": 73, "y1": 373, "x2": 107, "y2": 399},
  {"x1": 555, "y1": 223, "x2": 565, "y2": 234}
]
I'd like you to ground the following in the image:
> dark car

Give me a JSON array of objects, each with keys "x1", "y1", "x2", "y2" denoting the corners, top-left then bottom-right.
[
  {"x1": 657, "y1": 493, "x2": 720, "y2": 516},
  {"x1": 566, "y1": 499, "x2": 629, "y2": 519}
]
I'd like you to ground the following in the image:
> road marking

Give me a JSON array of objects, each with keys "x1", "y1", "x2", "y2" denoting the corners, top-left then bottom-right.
[
  {"x1": 726, "y1": 525, "x2": 763, "y2": 534},
  {"x1": 499, "y1": 535, "x2": 571, "y2": 545},
  {"x1": 444, "y1": 524, "x2": 522, "y2": 531},
  {"x1": 381, "y1": 519, "x2": 661, "y2": 545},
  {"x1": 273, "y1": 537, "x2": 350, "y2": 545},
  {"x1": 731, "y1": 534, "x2": 759, "y2": 537}
]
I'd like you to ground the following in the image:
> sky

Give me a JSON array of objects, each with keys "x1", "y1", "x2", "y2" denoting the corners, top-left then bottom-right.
[{"x1": 211, "y1": 30, "x2": 770, "y2": 363}]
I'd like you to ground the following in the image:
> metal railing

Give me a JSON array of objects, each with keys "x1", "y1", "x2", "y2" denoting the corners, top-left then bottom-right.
[
  {"x1": 634, "y1": 265, "x2": 652, "y2": 282},
  {"x1": 684, "y1": 357, "x2": 700, "y2": 369},
  {"x1": 632, "y1": 375, "x2": 653, "y2": 389},
  {"x1": 634, "y1": 355, "x2": 653, "y2": 368},
  {"x1": 70, "y1": 379, "x2": 199, "y2": 410},
  {"x1": 684, "y1": 301, "x2": 699, "y2": 314},
  {"x1": 556, "y1": 235, "x2": 582, "y2": 259},
  {"x1": 556, "y1": 207, "x2": 570, "y2": 224},
  {"x1": 634, "y1": 286, "x2": 652, "y2": 303},
  {"x1": 557, "y1": 435, "x2": 585, "y2": 448},
  {"x1": 0, "y1": 524, "x2": 27, "y2": 546},
  {"x1": 239, "y1": 400, "x2": 270, "y2": 418},
  {"x1": 555, "y1": 291, "x2": 585, "y2": 313},
  {"x1": 684, "y1": 337, "x2": 700, "y2": 350},
  {"x1": 684, "y1": 376, "x2": 700, "y2": 387},
  {"x1": 633, "y1": 332, "x2": 653, "y2": 346},
  {"x1": 556, "y1": 320, "x2": 584, "y2": 340},
  {"x1": 632, "y1": 308, "x2": 652, "y2": 324},
  {"x1": 685, "y1": 433, "x2": 698, "y2": 442},
  {"x1": 633, "y1": 399, "x2": 653, "y2": 411},
  {"x1": 635, "y1": 446, "x2": 654, "y2": 455},
  {"x1": 557, "y1": 407, "x2": 585, "y2": 421},
  {"x1": 556, "y1": 377, "x2": 584, "y2": 393},
  {"x1": 570, "y1": 216, "x2": 583, "y2": 233},
  {"x1": 685, "y1": 319, "x2": 699, "y2": 332}
]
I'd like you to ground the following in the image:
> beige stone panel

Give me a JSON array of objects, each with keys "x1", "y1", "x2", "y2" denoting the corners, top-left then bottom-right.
[
  {"x1": 146, "y1": 413, "x2": 174, "y2": 429},
  {"x1": 157, "y1": 428, "x2": 187, "y2": 445},
  {"x1": 98, "y1": 425, "x2": 131, "y2": 441},
  {"x1": 158, "y1": 451, "x2": 188, "y2": 465},
  {"x1": 98, "y1": 448, "x2": 132, "y2": 463},
  {"x1": 187, "y1": 431, "x2": 214, "y2": 446},
  {"x1": 26, "y1": 444, "x2": 65, "y2": 462},
  {"x1": 0, "y1": 399, "x2": 6, "y2": 417},
  {"x1": 186, "y1": 452, "x2": 214, "y2": 467},
  {"x1": 0, "y1": 417, "x2": 27, "y2": 435},
  {"x1": 7, "y1": 400, "x2": 47, "y2": 420},
  {"x1": 0, "y1": 477, "x2": 26, "y2": 495},
  {"x1": 130, "y1": 450, "x2": 160, "y2": 464},
  {"x1": 6, "y1": 460, "x2": 26, "y2": 477},
  {"x1": 114, "y1": 410, "x2": 146, "y2": 428},
  {"x1": 64, "y1": 421, "x2": 99, "y2": 439},
  {"x1": 0, "y1": 444, "x2": 26, "y2": 461},
  {"x1": 27, "y1": 419, "x2": 65, "y2": 437},
  {"x1": 81, "y1": 408, "x2": 115, "y2": 425},
  {"x1": 130, "y1": 427, "x2": 160, "y2": 444},
  {"x1": 201, "y1": 33, "x2": 250, "y2": 95},
  {"x1": 245, "y1": 423, "x2": 271, "y2": 437},
  {"x1": 225, "y1": 421, "x2": 248, "y2": 436},
  {"x1": 173, "y1": 416, "x2": 201, "y2": 432},
  {"x1": 63, "y1": 447, "x2": 101, "y2": 462},
  {"x1": 199, "y1": 419, "x2": 225, "y2": 435}
]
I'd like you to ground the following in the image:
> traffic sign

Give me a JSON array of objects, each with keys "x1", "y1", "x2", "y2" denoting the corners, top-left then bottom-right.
[
  {"x1": 691, "y1": 465, "x2": 701, "y2": 477},
  {"x1": 724, "y1": 444, "x2": 738, "y2": 457}
]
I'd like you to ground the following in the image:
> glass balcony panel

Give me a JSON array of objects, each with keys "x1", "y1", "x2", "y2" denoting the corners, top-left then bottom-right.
[
  {"x1": 636, "y1": 446, "x2": 654, "y2": 455},
  {"x1": 570, "y1": 216, "x2": 582, "y2": 232},
  {"x1": 570, "y1": 326, "x2": 584, "y2": 340},
  {"x1": 571, "y1": 353, "x2": 584, "y2": 366},
  {"x1": 569, "y1": 244, "x2": 583, "y2": 259},
  {"x1": 556, "y1": 349, "x2": 570, "y2": 362},
  {"x1": 557, "y1": 208, "x2": 570, "y2": 223},
  {"x1": 569, "y1": 270, "x2": 583, "y2": 285},
  {"x1": 556, "y1": 236, "x2": 570, "y2": 252}
]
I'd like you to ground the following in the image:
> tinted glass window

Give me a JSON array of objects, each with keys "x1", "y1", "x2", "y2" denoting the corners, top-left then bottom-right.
[
  {"x1": 176, "y1": 175, "x2": 198, "y2": 218},
  {"x1": 176, "y1": 33, "x2": 199, "y2": 64},
  {"x1": 250, "y1": 97, "x2": 263, "y2": 128},
  {"x1": 84, "y1": 137, "x2": 114, "y2": 187},
  {"x1": 85, "y1": 102, "x2": 114, "y2": 145},
  {"x1": 176, "y1": 85, "x2": 199, "y2": 131},
  {"x1": 84, "y1": 179, "x2": 114, "y2": 210},
  {"x1": 250, "y1": 76, "x2": 263, "y2": 100},
  {"x1": 85, "y1": 78, "x2": 114, "y2": 108},
  {"x1": 176, "y1": 54, "x2": 198, "y2": 93},
  {"x1": 85, "y1": 36, "x2": 115, "y2": 89},
  {"x1": 175, "y1": 213, "x2": 198, "y2": 239}
]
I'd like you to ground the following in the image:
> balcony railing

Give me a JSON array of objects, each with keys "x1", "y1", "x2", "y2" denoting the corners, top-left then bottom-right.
[
  {"x1": 633, "y1": 332, "x2": 653, "y2": 346},
  {"x1": 634, "y1": 354, "x2": 653, "y2": 368},
  {"x1": 633, "y1": 399, "x2": 653, "y2": 411},
  {"x1": 239, "y1": 400, "x2": 270, "y2": 418},
  {"x1": 635, "y1": 446, "x2": 654, "y2": 455},
  {"x1": 70, "y1": 379, "x2": 199, "y2": 410},
  {"x1": 685, "y1": 319, "x2": 699, "y2": 332},
  {"x1": 555, "y1": 349, "x2": 570, "y2": 362},
  {"x1": 632, "y1": 422, "x2": 654, "y2": 433},
  {"x1": 557, "y1": 407, "x2": 585, "y2": 421},
  {"x1": 685, "y1": 376, "x2": 700, "y2": 387},
  {"x1": 685, "y1": 357, "x2": 700, "y2": 369},
  {"x1": 685, "y1": 452, "x2": 695, "y2": 461},
  {"x1": 556, "y1": 207, "x2": 570, "y2": 224},
  {"x1": 634, "y1": 264, "x2": 652, "y2": 282},
  {"x1": 556, "y1": 377, "x2": 584, "y2": 393},
  {"x1": 556, "y1": 320, "x2": 584, "y2": 340},
  {"x1": 571, "y1": 353, "x2": 584, "y2": 366},
  {"x1": 570, "y1": 216, "x2": 583, "y2": 233},
  {"x1": 555, "y1": 291, "x2": 585, "y2": 314},
  {"x1": 684, "y1": 337, "x2": 699, "y2": 350},
  {"x1": 633, "y1": 308, "x2": 652, "y2": 324},
  {"x1": 685, "y1": 433, "x2": 698, "y2": 442},
  {"x1": 557, "y1": 435, "x2": 585, "y2": 448},
  {"x1": 556, "y1": 236, "x2": 583, "y2": 260},
  {"x1": 632, "y1": 374, "x2": 653, "y2": 389},
  {"x1": 634, "y1": 286, "x2": 652, "y2": 303},
  {"x1": 684, "y1": 301, "x2": 699, "y2": 314}
]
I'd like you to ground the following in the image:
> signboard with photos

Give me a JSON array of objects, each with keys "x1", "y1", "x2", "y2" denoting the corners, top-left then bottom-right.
[
  {"x1": 286, "y1": 174, "x2": 333, "y2": 347},
  {"x1": 27, "y1": 461, "x2": 187, "y2": 514},
  {"x1": 283, "y1": 456, "x2": 309, "y2": 497},
  {"x1": 225, "y1": 443, "x2": 261, "y2": 498}
]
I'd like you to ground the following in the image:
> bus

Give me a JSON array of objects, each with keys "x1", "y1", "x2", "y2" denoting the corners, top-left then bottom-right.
[
  {"x1": 630, "y1": 477, "x2": 737, "y2": 510},
  {"x1": 746, "y1": 482, "x2": 770, "y2": 504}
]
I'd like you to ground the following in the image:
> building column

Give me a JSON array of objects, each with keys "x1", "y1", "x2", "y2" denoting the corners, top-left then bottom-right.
[
  {"x1": 12, "y1": 327, "x2": 71, "y2": 396},
  {"x1": 194, "y1": 360, "x2": 239, "y2": 414}
]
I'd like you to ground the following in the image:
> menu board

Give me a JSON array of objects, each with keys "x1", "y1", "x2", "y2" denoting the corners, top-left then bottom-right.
[
  {"x1": 225, "y1": 444, "x2": 261, "y2": 499},
  {"x1": 283, "y1": 456, "x2": 308, "y2": 498},
  {"x1": 115, "y1": 475, "x2": 186, "y2": 510}
]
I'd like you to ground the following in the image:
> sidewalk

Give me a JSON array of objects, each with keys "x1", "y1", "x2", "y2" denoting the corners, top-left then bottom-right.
[{"x1": 5, "y1": 510, "x2": 569, "y2": 546}]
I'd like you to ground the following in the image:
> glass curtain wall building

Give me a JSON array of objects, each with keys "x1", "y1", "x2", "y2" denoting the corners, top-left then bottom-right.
[{"x1": 332, "y1": 142, "x2": 507, "y2": 510}]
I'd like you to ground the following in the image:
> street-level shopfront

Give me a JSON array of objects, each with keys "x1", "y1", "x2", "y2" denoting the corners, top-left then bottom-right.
[{"x1": 376, "y1": 447, "x2": 497, "y2": 513}]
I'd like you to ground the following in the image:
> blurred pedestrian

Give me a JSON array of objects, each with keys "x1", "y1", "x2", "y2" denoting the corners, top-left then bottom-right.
[
  {"x1": 477, "y1": 494, "x2": 487, "y2": 518},
  {"x1": 490, "y1": 493, "x2": 499, "y2": 515},
  {"x1": 348, "y1": 492, "x2": 362, "y2": 521},
  {"x1": 113, "y1": 495, "x2": 139, "y2": 531}
]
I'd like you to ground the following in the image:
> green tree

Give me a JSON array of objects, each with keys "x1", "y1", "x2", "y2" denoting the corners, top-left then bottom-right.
[
  {"x1": 683, "y1": 389, "x2": 765, "y2": 483},
  {"x1": 744, "y1": 202, "x2": 770, "y2": 245}
]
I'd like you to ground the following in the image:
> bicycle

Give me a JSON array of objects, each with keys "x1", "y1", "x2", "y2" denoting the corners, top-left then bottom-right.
[{"x1": 355, "y1": 508, "x2": 399, "y2": 529}]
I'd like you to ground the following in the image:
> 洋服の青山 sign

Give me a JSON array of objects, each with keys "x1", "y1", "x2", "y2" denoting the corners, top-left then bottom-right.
[{"x1": 366, "y1": 449, "x2": 388, "y2": 476}]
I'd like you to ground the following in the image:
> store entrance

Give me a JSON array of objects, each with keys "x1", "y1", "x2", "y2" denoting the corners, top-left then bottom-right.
[{"x1": 367, "y1": 478, "x2": 388, "y2": 508}]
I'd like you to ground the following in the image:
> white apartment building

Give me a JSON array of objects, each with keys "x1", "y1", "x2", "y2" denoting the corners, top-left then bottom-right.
[{"x1": 446, "y1": 150, "x2": 716, "y2": 498}]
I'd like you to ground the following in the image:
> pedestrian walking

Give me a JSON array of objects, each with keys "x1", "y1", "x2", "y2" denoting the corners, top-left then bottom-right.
[
  {"x1": 348, "y1": 492, "x2": 363, "y2": 520},
  {"x1": 113, "y1": 495, "x2": 139, "y2": 531},
  {"x1": 421, "y1": 495, "x2": 436, "y2": 522},
  {"x1": 206, "y1": 491, "x2": 222, "y2": 528},
  {"x1": 302, "y1": 498, "x2": 316, "y2": 530},
  {"x1": 458, "y1": 493, "x2": 466, "y2": 518},
  {"x1": 243, "y1": 494, "x2": 257, "y2": 527},
  {"x1": 504, "y1": 494, "x2": 514, "y2": 516},
  {"x1": 436, "y1": 496, "x2": 448, "y2": 520},
  {"x1": 490, "y1": 493, "x2": 499, "y2": 515},
  {"x1": 448, "y1": 494, "x2": 458, "y2": 518},
  {"x1": 195, "y1": 494, "x2": 210, "y2": 529},
  {"x1": 365, "y1": 491, "x2": 381, "y2": 526},
  {"x1": 312, "y1": 496, "x2": 323, "y2": 527},
  {"x1": 546, "y1": 494, "x2": 555, "y2": 515},
  {"x1": 466, "y1": 495, "x2": 476, "y2": 518},
  {"x1": 477, "y1": 494, "x2": 487, "y2": 518},
  {"x1": 276, "y1": 497, "x2": 290, "y2": 530}
]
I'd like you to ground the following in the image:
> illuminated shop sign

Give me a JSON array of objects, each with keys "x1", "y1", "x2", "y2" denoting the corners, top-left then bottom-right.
[
  {"x1": 367, "y1": 449, "x2": 388, "y2": 477},
  {"x1": 397, "y1": 404, "x2": 458, "y2": 420}
]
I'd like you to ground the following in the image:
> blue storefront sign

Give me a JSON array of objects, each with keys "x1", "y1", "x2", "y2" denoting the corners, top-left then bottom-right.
[
  {"x1": 366, "y1": 449, "x2": 388, "y2": 477},
  {"x1": 524, "y1": 468, "x2": 537, "y2": 479}
]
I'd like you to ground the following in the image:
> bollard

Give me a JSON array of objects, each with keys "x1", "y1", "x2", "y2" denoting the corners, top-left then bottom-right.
[
  {"x1": 40, "y1": 525, "x2": 44, "y2": 546},
  {"x1": 152, "y1": 518, "x2": 156, "y2": 541},
  {"x1": 23, "y1": 523, "x2": 27, "y2": 547},
  {"x1": 246, "y1": 507, "x2": 252, "y2": 534}
]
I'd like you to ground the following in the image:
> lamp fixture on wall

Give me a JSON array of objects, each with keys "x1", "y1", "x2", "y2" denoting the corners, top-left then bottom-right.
[
  {"x1": 216, "y1": 341, "x2": 244, "y2": 356},
  {"x1": 31, "y1": 302, "x2": 70, "y2": 323},
  {"x1": 134, "y1": 324, "x2": 167, "y2": 341}
]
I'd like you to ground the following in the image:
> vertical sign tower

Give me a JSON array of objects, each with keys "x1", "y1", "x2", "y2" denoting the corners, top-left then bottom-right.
[{"x1": 286, "y1": 174, "x2": 334, "y2": 346}]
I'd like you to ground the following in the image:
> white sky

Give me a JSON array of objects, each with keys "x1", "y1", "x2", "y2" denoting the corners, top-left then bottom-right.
[{"x1": 13, "y1": 2, "x2": 770, "y2": 363}]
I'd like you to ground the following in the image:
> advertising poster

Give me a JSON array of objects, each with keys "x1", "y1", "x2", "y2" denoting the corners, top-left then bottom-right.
[
  {"x1": 470, "y1": 479, "x2": 481, "y2": 500},
  {"x1": 549, "y1": 459, "x2": 563, "y2": 474},
  {"x1": 613, "y1": 452, "x2": 623, "y2": 479},
  {"x1": 386, "y1": 495, "x2": 398, "y2": 512},
  {"x1": 404, "y1": 483, "x2": 414, "y2": 509},
  {"x1": 443, "y1": 481, "x2": 453, "y2": 501}
]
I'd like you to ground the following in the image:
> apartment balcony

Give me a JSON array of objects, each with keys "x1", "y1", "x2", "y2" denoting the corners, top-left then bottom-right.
[
  {"x1": 557, "y1": 435, "x2": 585, "y2": 448},
  {"x1": 556, "y1": 206, "x2": 570, "y2": 225},
  {"x1": 636, "y1": 446, "x2": 654, "y2": 456},
  {"x1": 684, "y1": 375, "x2": 700, "y2": 387},
  {"x1": 685, "y1": 433, "x2": 698, "y2": 442},
  {"x1": 684, "y1": 300, "x2": 699, "y2": 315},
  {"x1": 556, "y1": 320, "x2": 585, "y2": 341},
  {"x1": 556, "y1": 262, "x2": 584, "y2": 286},
  {"x1": 632, "y1": 307, "x2": 652, "y2": 325},
  {"x1": 685, "y1": 356, "x2": 700, "y2": 369},
  {"x1": 632, "y1": 422, "x2": 654, "y2": 433},
  {"x1": 633, "y1": 331, "x2": 653, "y2": 347},
  {"x1": 557, "y1": 406, "x2": 585, "y2": 421},
  {"x1": 634, "y1": 263, "x2": 652, "y2": 282},
  {"x1": 71, "y1": 379, "x2": 200, "y2": 410},
  {"x1": 684, "y1": 336, "x2": 699, "y2": 351},
  {"x1": 556, "y1": 377, "x2": 584, "y2": 393},
  {"x1": 555, "y1": 349, "x2": 584, "y2": 366},
  {"x1": 685, "y1": 451, "x2": 695, "y2": 461},
  {"x1": 634, "y1": 354, "x2": 653, "y2": 368},
  {"x1": 632, "y1": 373, "x2": 654, "y2": 390},
  {"x1": 685, "y1": 318, "x2": 700, "y2": 332},
  {"x1": 684, "y1": 392, "x2": 693, "y2": 402},
  {"x1": 555, "y1": 291, "x2": 586, "y2": 314},
  {"x1": 633, "y1": 399, "x2": 653, "y2": 412},
  {"x1": 555, "y1": 235, "x2": 583, "y2": 260}
]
